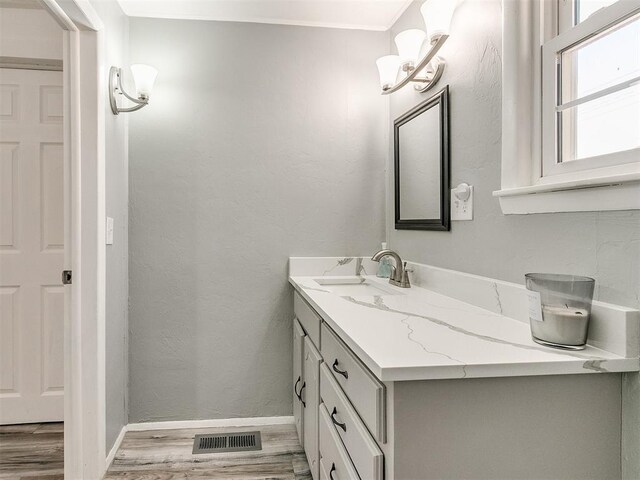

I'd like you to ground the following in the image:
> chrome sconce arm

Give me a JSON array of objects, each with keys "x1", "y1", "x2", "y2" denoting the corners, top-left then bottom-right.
[{"x1": 109, "y1": 66, "x2": 151, "y2": 115}]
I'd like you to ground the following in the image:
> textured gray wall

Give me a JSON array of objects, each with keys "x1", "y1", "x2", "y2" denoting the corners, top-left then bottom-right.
[
  {"x1": 386, "y1": 1, "x2": 640, "y2": 477},
  {"x1": 128, "y1": 18, "x2": 387, "y2": 422},
  {"x1": 91, "y1": 0, "x2": 130, "y2": 454}
]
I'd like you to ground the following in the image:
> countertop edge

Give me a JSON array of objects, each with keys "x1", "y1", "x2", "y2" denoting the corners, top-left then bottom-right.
[{"x1": 289, "y1": 276, "x2": 640, "y2": 382}]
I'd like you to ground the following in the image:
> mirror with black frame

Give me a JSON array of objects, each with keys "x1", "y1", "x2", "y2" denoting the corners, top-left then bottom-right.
[{"x1": 394, "y1": 86, "x2": 450, "y2": 231}]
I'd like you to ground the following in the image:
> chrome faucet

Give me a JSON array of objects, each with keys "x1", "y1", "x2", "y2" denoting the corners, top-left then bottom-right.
[{"x1": 371, "y1": 249, "x2": 412, "y2": 288}]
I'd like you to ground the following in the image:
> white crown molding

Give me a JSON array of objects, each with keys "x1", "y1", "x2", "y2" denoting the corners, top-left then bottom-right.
[
  {"x1": 385, "y1": 0, "x2": 413, "y2": 30},
  {"x1": 121, "y1": 12, "x2": 390, "y2": 30},
  {"x1": 114, "y1": 0, "x2": 410, "y2": 31}
]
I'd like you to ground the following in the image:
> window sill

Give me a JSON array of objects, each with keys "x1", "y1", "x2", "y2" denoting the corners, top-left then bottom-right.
[{"x1": 493, "y1": 172, "x2": 640, "y2": 214}]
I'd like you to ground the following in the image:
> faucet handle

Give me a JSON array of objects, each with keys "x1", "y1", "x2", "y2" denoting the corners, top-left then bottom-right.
[{"x1": 400, "y1": 263, "x2": 412, "y2": 288}]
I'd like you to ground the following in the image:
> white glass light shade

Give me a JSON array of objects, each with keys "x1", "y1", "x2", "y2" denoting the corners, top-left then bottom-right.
[
  {"x1": 421, "y1": 0, "x2": 457, "y2": 42},
  {"x1": 130, "y1": 64, "x2": 158, "y2": 98},
  {"x1": 376, "y1": 55, "x2": 401, "y2": 90},
  {"x1": 394, "y1": 29, "x2": 427, "y2": 68}
]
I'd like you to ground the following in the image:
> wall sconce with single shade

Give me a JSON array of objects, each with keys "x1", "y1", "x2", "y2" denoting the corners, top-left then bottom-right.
[
  {"x1": 109, "y1": 64, "x2": 158, "y2": 115},
  {"x1": 377, "y1": 0, "x2": 458, "y2": 95}
]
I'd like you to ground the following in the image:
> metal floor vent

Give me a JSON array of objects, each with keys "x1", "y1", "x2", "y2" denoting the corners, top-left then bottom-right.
[{"x1": 192, "y1": 431, "x2": 262, "y2": 454}]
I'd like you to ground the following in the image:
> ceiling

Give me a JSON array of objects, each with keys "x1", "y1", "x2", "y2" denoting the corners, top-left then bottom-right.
[{"x1": 115, "y1": 0, "x2": 413, "y2": 31}]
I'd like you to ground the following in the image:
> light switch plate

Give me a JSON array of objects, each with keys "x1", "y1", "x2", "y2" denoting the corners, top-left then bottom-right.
[
  {"x1": 451, "y1": 186, "x2": 473, "y2": 221},
  {"x1": 106, "y1": 217, "x2": 114, "y2": 245}
]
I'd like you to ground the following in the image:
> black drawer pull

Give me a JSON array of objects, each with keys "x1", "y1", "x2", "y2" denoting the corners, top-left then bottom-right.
[
  {"x1": 332, "y1": 359, "x2": 348, "y2": 379},
  {"x1": 294, "y1": 376, "x2": 301, "y2": 400},
  {"x1": 329, "y1": 463, "x2": 337, "y2": 480},
  {"x1": 299, "y1": 382, "x2": 306, "y2": 407},
  {"x1": 330, "y1": 406, "x2": 347, "y2": 432}
]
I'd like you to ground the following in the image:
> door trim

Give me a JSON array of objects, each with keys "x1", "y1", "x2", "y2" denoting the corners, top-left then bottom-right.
[
  {"x1": 39, "y1": 1, "x2": 106, "y2": 478},
  {"x1": 0, "y1": 56, "x2": 63, "y2": 71}
]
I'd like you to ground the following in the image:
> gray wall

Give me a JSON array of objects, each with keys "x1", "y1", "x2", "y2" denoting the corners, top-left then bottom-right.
[
  {"x1": 90, "y1": 0, "x2": 130, "y2": 454},
  {"x1": 128, "y1": 18, "x2": 387, "y2": 422},
  {"x1": 386, "y1": 1, "x2": 640, "y2": 477}
]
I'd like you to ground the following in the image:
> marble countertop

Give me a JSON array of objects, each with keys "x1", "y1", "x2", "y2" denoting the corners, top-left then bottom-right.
[{"x1": 289, "y1": 273, "x2": 639, "y2": 382}]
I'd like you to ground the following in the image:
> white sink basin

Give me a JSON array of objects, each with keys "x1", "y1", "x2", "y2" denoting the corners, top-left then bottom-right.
[{"x1": 314, "y1": 277, "x2": 403, "y2": 296}]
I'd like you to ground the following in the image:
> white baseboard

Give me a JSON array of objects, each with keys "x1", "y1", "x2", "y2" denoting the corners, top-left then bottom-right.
[
  {"x1": 126, "y1": 415, "x2": 295, "y2": 432},
  {"x1": 105, "y1": 425, "x2": 127, "y2": 470}
]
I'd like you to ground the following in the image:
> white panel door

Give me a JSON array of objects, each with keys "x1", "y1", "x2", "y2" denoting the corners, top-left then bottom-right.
[{"x1": 0, "y1": 68, "x2": 64, "y2": 424}]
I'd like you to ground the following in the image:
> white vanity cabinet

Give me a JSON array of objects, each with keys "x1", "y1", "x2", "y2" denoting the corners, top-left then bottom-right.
[{"x1": 293, "y1": 289, "x2": 626, "y2": 480}]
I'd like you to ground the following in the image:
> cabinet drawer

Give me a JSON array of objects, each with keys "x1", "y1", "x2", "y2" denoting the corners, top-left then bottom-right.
[
  {"x1": 294, "y1": 291, "x2": 321, "y2": 347},
  {"x1": 321, "y1": 323, "x2": 386, "y2": 443},
  {"x1": 320, "y1": 364, "x2": 383, "y2": 480},
  {"x1": 319, "y1": 403, "x2": 360, "y2": 480}
]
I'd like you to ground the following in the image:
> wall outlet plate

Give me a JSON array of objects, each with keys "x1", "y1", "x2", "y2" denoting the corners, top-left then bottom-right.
[{"x1": 451, "y1": 186, "x2": 473, "y2": 221}]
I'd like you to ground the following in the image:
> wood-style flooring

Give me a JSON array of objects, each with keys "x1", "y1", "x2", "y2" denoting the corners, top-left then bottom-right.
[
  {"x1": 0, "y1": 422, "x2": 309, "y2": 479},
  {"x1": 0, "y1": 422, "x2": 64, "y2": 480},
  {"x1": 105, "y1": 423, "x2": 311, "y2": 480}
]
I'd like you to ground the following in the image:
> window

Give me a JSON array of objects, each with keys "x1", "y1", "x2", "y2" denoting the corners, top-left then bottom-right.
[
  {"x1": 496, "y1": 0, "x2": 640, "y2": 214},
  {"x1": 542, "y1": 0, "x2": 639, "y2": 181},
  {"x1": 560, "y1": 0, "x2": 621, "y2": 29}
]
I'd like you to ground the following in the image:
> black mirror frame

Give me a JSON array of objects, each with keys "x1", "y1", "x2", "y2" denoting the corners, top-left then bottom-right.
[{"x1": 394, "y1": 85, "x2": 450, "y2": 231}]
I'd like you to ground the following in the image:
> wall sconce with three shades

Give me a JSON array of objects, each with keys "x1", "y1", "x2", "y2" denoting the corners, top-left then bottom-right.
[{"x1": 377, "y1": 0, "x2": 459, "y2": 95}]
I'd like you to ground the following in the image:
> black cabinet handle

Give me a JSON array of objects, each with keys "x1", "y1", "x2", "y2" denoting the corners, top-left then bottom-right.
[
  {"x1": 330, "y1": 406, "x2": 347, "y2": 432},
  {"x1": 299, "y1": 382, "x2": 306, "y2": 407},
  {"x1": 332, "y1": 359, "x2": 348, "y2": 379},
  {"x1": 329, "y1": 463, "x2": 337, "y2": 480},
  {"x1": 294, "y1": 376, "x2": 301, "y2": 400}
]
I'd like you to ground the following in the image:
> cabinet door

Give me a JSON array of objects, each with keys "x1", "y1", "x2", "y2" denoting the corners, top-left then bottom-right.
[
  {"x1": 293, "y1": 318, "x2": 306, "y2": 446},
  {"x1": 303, "y1": 337, "x2": 322, "y2": 480}
]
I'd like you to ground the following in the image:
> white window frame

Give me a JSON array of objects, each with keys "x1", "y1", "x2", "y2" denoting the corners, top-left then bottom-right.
[
  {"x1": 542, "y1": 1, "x2": 640, "y2": 180},
  {"x1": 495, "y1": 0, "x2": 640, "y2": 214}
]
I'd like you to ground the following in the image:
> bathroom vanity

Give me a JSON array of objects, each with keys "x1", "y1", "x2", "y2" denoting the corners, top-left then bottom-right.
[{"x1": 289, "y1": 257, "x2": 640, "y2": 480}]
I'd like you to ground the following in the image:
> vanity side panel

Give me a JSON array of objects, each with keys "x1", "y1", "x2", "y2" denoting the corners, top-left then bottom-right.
[{"x1": 393, "y1": 374, "x2": 622, "y2": 480}]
